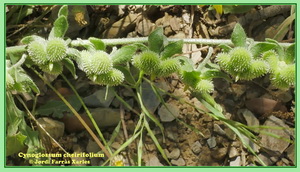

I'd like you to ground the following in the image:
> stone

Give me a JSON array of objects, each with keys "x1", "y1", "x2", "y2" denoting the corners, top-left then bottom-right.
[
  {"x1": 86, "y1": 139, "x2": 101, "y2": 166},
  {"x1": 191, "y1": 141, "x2": 202, "y2": 154},
  {"x1": 83, "y1": 88, "x2": 115, "y2": 108},
  {"x1": 241, "y1": 109, "x2": 260, "y2": 132},
  {"x1": 245, "y1": 98, "x2": 287, "y2": 116},
  {"x1": 202, "y1": 128, "x2": 211, "y2": 139},
  {"x1": 207, "y1": 137, "x2": 216, "y2": 148},
  {"x1": 37, "y1": 117, "x2": 64, "y2": 150},
  {"x1": 230, "y1": 156, "x2": 241, "y2": 166},
  {"x1": 158, "y1": 102, "x2": 180, "y2": 122},
  {"x1": 224, "y1": 128, "x2": 236, "y2": 141},
  {"x1": 260, "y1": 116, "x2": 291, "y2": 156},
  {"x1": 241, "y1": 135, "x2": 259, "y2": 153},
  {"x1": 211, "y1": 147, "x2": 227, "y2": 160},
  {"x1": 144, "y1": 154, "x2": 163, "y2": 166},
  {"x1": 286, "y1": 144, "x2": 295, "y2": 165},
  {"x1": 141, "y1": 81, "x2": 162, "y2": 113},
  {"x1": 213, "y1": 124, "x2": 226, "y2": 136},
  {"x1": 37, "y1": 117, "x2": 65, "y2": 140},
  {"x1": 229, "y1": 147, "x2": 239, "y2": 158},
  {"x1": 86, "y1": 139, "x2": 100, "y2": 153},
  {"x1": 102, "y1": 13, "x2": 138, "y2": 38},
  {"x1": 111, "y1": 142, "x2": 121, "y2": 150},
  {"x1": 255, "y1": 153, "x2": 273, "y2": 166},
  {"x1": 171, "y1": 157, "x2": 186, "y2": 166},
  {"x1": 62, "y1": 108, "x2": 120, "y2": 133},
  {"x1": 167, "y1": 148, "x2": 180, "y2": 160},
  {"x1": 137, "y1": 18, "x2": 155, "y2": 36},
  {"x1": 231, "y1": 84, "x2": 247, "y2": 97}
]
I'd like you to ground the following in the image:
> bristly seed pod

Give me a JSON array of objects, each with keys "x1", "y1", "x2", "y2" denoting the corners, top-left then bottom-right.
[
  {"x1": 155, "y1": 58, "x2": 180, "y2": 77},
  {"x1": 280, "y1": 64, "x2": 295, "y2": 85},
  {"x1": 46, "y1": 38, "x2": 67, "y2": 62},
  {"x1": 93, "y1": 68, "x2": 124, "y2": 86},
  {"x1": 78, "y1": 50, "x2": 113, "y2": 75},
  {"x1": 194, "y1": 79, "x2": 214, "y2": 93},
  {"x1": 228, "y1": 47, "x2": 251, "y2": 73},
  {"x1": 27, "y1": 39, "x2": 48, "y2": 65},
  {"x1": 132, "y1": 51, "x2": 160, "y2": 75}
]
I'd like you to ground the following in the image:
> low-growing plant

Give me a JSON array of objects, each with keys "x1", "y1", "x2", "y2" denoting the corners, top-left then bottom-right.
[{"x1": 6, "y1": 5, "x2": 294, "y2": 166}]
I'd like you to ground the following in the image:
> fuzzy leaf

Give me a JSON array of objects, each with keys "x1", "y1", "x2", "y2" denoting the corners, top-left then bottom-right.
[
  {"x1": 250, "y1": 42, "x2": 277, "y2": 58},
  {"x1": 6, "y1": 133, "x2": 27, "y2": 156},
  {"x1": 160, "y1": 40, "x2": 183, "y2": 59},
  {"x1": 20, "y1": 35, "x2": 44, "y2": 44},
  {"x1": 176, "y1": 56, "x2": 194, "y2": 72},
  {"x1": 265, "y1": 38, "x2": 285, "y2": 60},
  {"x1": 62, "y1": 58, "x2": 76, "y2": 78},
  {"x1": 114, "y1": 66, "x2": 136, "y2": 85},
  {"x1": 111, "y1": 44, "x2": 137, "y2": 65},
  {"x1": 148, "y1": 27, "x2": 166, "y2": 53},
  {"x1": 36, "y1": 95, "x2": 82, "y2": 118},
  {"x1": 285, "y1": 43, "x2": 295, "y2": 64},
  {"x1": 49, "y1": 15, "x2": 69, "y2": 38},
  {"x1": 201, "y1": 69, "x2": 232, "y2": 82},
  {"x1": 219, "y1": 43, "x2": 232, "y2": 53},
  {"x1": 58, "y1": 5, "x2": 68, "y2": 17},
  {"x1": 231, "y1": 23, "x2": 247, "y2": 47},
  {"x1": 88, "y1": 37, "x2": 106, "y2": 50}
]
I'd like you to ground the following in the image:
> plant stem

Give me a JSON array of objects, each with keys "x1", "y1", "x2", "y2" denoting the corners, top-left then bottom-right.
[
  {"x1": 61, "y1": 74, "x2": 112, "y2": 155},
  {"x1": 32, "y1": 69, "x2": 111, "y2": 158},
  {"x1": 6, "y1": 38, "x2": 292, "y2": 55}
]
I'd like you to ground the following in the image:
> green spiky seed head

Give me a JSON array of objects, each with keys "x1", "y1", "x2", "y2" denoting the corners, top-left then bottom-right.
[
  {"x1": 280, "y1": 64, "x2": 295, "y2": 86},
  {"x1": 40, "y1": 62, "x2": 63, "y2": 75},
  {"x1": 262, "y1": 50, "x2": 279, "y2": 72},
  {"x1": 194, "y1": 79, "x2": 214, "y2": 93},
  {"x1": 216, "y1": 53, "x2": 231, "y2": 71},
  {"x1": 78, "y1": 50, "x2": 113, "y2": 75},
  {"x1": 229, "y1": 47, "x2": 251, "y2": 72},
  {"x1": 156, "y1": 59, "x2": 180, "y2": 77},
  {"x1": 46, "y1": 38, "x2": 67, "y2": 62},
  {"x1": 78, "y1": 50, "x2": 93, "y2": 74},
  {"x1": 27, "y1": 40, "x2": 48, "y2": 65},
  {"x1": 249, "y1": 60, "x2": 269, "y2": 79},
  {"x1": 132, "y1": 51, "x2": 160, "y2": 75},
  {"x1": 270, "y1": 72, "x2": 290, "y2": 90},
  {"x1": 93, "y1": 68, "x2": 124, "y2": 86},
  {"x1": 91, "y1": 51, "x2": 113, "y2": 75}
]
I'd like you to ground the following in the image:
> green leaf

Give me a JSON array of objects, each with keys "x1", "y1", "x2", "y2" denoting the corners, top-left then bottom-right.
[
  {"x1": 148, "y1": 27, "x2": 166, "y2": 53},
  {"x1": 273, "y1": 13, "x2": 295, "y2": 42},
  {"x1": 66, "y1": 48, "x2": 81, "y2": 59},
  {"x1": 250, "y1": 42, "x2": 277, "y2": 58},
  {"x1": 6, "y1": 133, "x2": 27, "y2": 156},
  {"x1": 160, "y1": 40, "x2": 183, "y2": 59},
  {"x1": 19, "y1": 120, "x2": 41, "y2": 150},
  {"x1": 114, "y1": 66, "x2": 136, "y2": 85},
  {"x1": 111, "y1": 44, "x2": 137, "y2": 65},
  {"x1": 49, "y1": 16, "x2": 69, "y2": 38},
  {"x1": 88, "y1": 37, "x2": 106, "y2": 51},
  {"x1": 6, "y1": 92, "x2": 24, "y2": 135},
  {"x1": 58, "y1": 5, "x2": 68, "y2": 17},
  {"x1": 285, "y1": 43, "x2": 295, "y2": 64},
  {"x1": 62, "y1": 58, "x2": 76, "y2": 78},
  {"x1": 201, "y1": 69, "x2": 232, "y2": 82},
  {"x1": 231, "y1": 23, "x2": 247, "y2": 47},
  {"x1": 36, "y1": 95, "x2": 82, "y2": 118},
  {"x1": 223, "y1": 5, "x2": 255, "y2": 14},
  {"x1": 265, "y1": 38, "x2": 285, "y2": 61},
  {"x1": 176, "y1": 56, "x2": 194, "y2": 72},
  {"x1": 20, "y1": 35, "x2": 44, "y2": 44},
  {"x1": 218, "y1": 43, "x2": 232, "y2": 53}
]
